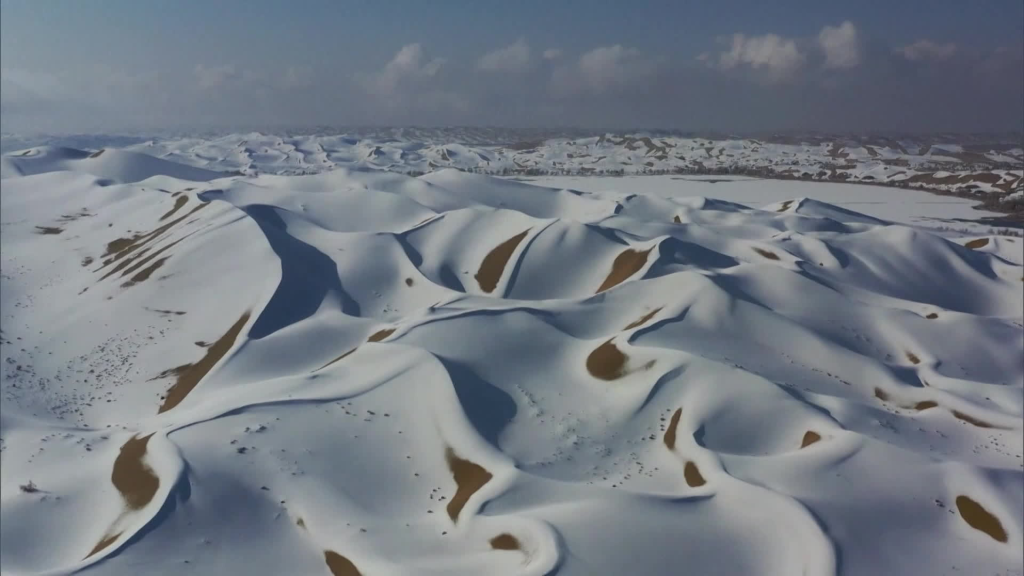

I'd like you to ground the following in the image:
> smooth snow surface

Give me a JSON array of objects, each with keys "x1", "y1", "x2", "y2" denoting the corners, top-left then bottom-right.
[
  {"x1": 1, "y1": 149, "x2": 1022, "y2": 576},
  {"x1": 524, "y1": 175, "x2": 1012, "y2": 234}
]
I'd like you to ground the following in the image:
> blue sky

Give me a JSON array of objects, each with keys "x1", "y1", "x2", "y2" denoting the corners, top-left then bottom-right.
[{"x1": 2, "y1": 0, "x2": 1022, "y2": 133}]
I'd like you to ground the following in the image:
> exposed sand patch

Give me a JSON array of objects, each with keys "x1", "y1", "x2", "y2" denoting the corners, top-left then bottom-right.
[
  {"x1": 914, "y1": 401, "x2": 938, "y2": 411},
  {"x1": 826, "y1": 143, "x2": 851, "y2": 162},
  {"x1": 113, "y1": 434, "x2": 159, "y2": 510},
  {"x1": 58, "y1": 209, "x2": 92, "y2": 223},
  {"x1": 801, "y1": 431, "x2": 821, "y2": 448},
  {"x1": 104, "y1": 232, "x2": 196, "y2": 283},
  {"x1": 296, "y1": 517, "x2": 306, "y2": 529},
  {"x1": 777, "y1": 200, "x2": 794, "y2": 213},
  {"x1": 906, "y1": 352, "x2": 921, "y2": 365},
  {"x1": 955, "y1": 496, "x2": 1008, "y2": 543},
  {"x1": 490, "y1": 533, "x2": 521, "y2": 551},
  {"x1": 663, "y1": 408, "x2": 682, "y2": 450},
  {"x1": 445, "y1": 448, "x2": 492, "y2": 522},
  {"x1": 753, "y1": 248, "x2": 780, "y2": 261},
  {"x1": 624, "y1": 307, "x2": 662, "y2": 330},
  {"x1": 475, "y1": 229, "x2": 530, "y2": 293},
  {"x1": 926, "y1": 313, "x2": 939, "y2": 319},
  {"x1": 159, "y1": 195, "x2": 189, "y2": 221},
  {"x1": 149, "y1": 308, "x2": 186, "y2": 316},
  {"x1": 586, "y1": 339, "x2": 628, "y2": 380},
  {"x1": 158, "y1": 311, "x2": 250, "y2": 413},
  {"x1": 874, "y1": 388, "x2": 891, "y2": 401},
  {"x1": 597, "y1": 248, "x2": 652, "y2": 293},
  {"x1": 367, "y1": 328, "x2": 395, "y2": 342},
  {"x1": 684, "y1": 462, "x2": 706, "y2": 487},
  {"x1": 965, "y1": 238, "x2": 990, "y2": 249},
  {"x1": 318, "y1": 348, "x2": 357, "y2": 371},
  {"x1": 121, "y1": 257, "x2": 171, "y2": 288},
  {"x1": 951, "y1": 410, "x2": 996, "y2": 429},
  {"x1": 35, "y1": 226, "x2": 63, "y2": 235},
  {"x1": 85, "y1": 531, "x2": 122, "y2": 559},
  {"x1": 324, "y1": 551, "x2": 361, "y2": 576},
  {"x1": 100, "y1": 203, "x2": 208, "y2": 268},
  {"x1": 317, "y1": 327, "x2": 397, "y2": 373},
  {"x1": 100, "y1": 247, "x2": 151, "y2": 280}
]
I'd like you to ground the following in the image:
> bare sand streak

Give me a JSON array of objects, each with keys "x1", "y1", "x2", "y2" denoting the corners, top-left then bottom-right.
[
  {"x1": 663, "y1": 408, "x2": 682, "y2": 450},
  {"x1": 100, "y1": 203, "x2": 209, "y2": 271},
  {"x1": 157, "y1": 312, "x2": 250, "y2": 413},
  {"x1": 597, "y1": 248, "x2": 652, "y2": 293},
  {"x1": 475, "y1": 229, "x2": 530, "y2": 293},
  {"x1": 85, "y1": 531, "x2": 123, "y2": 559},
  {"x1": 159, "y1": 195, "x2": 189, "y2": 221},
  {"x1": 624, "y1": 307, "x2": 662, "y2": 331}
]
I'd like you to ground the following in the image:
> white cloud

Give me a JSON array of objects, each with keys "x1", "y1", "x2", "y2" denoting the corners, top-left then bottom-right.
[
  {"x1": 0, "y1": 68, "x2": 69, "y2": 102},
  {"x1": 282, "y1": 65, "x2": 314, "y2": 89},
  {"x1": 364, "y1": 43, "x2": 445, "y2": 97},
  {"x1": 717, "y1": 33, "x2": 805, "y2": 80},
  {"x1": 356, "y1": 44, "x2": 467, "y2": 117},
  {"x1": 818, "y1": 21, "x2": 860, "y2": 69},
  {"x1": 550, "y1": 45, "x2": 656, "y2": 97},
  {"x1": 543, "y1": 48, "x2": 563, "y2": 60},
  {"x1": 896, "y1": 40, "x2": 958, "y2": 62},
  {"x1": 583, "y1": 45, "x2": 653, "y2": 89},
  {"x1": 478, "y1": 38, "x2": 531, "y2": 73},
  {"x1": 194, "y1": 64, "x2": 239, "y2": 89}
]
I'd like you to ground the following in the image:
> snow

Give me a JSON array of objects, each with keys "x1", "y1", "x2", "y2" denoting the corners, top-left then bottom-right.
[
  {"x1": 1, "y1": 146, "x2": 1022, "y2": 576},
  {"x1": 525, "y1": 175, "x2": 1015, "y2": 235},
  {"x1": 5, "y1": 131, "x2": 1018, "y2": 198}
]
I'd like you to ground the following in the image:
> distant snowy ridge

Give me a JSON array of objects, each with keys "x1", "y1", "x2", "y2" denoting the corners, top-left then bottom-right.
[{"x1": 4, "y1": 131, "x2": 1022, "y2": 202}]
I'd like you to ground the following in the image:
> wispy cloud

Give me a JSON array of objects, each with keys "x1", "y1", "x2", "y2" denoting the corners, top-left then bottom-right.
[
  {"x1": 478, "y1": 38, "x2": 531, "y2": 73},
  {"x1": 551, "y1": 45, "x2": 657, "y2": 96},
  {"x1": 896, "y1": 40, "x2": 958, "y2": 62}
]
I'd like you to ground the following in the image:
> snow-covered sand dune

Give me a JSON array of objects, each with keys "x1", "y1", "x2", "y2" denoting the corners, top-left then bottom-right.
[
  {"x1": 6, "y1": 130, "x2": 1018, "y2": 200},
  {"x1": 1, "y1": 147, "x2": 1022, "y2": 575}
]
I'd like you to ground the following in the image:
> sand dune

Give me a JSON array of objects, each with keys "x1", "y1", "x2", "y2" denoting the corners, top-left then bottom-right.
[{"x1": 1, "y1": 147, "x2": 1022, "y2": 575}]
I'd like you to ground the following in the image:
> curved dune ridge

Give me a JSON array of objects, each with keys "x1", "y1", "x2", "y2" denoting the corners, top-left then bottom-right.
[{"x1": 1, "y1": 148, "x2": 1022, "y2": 575}]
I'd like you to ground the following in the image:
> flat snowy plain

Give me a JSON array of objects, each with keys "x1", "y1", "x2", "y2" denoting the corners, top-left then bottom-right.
[
  {"x1": 525, "y1": 175, "x2": 1011, "y2": 230},
  {"x1": 1, "y1": 145, "x2": 1022, "y2": 576}
]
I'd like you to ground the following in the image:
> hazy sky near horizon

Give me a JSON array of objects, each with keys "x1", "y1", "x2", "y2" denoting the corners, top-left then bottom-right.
[{"x1": 2, "y1": 0, "x2": 1022, "y2": 134}]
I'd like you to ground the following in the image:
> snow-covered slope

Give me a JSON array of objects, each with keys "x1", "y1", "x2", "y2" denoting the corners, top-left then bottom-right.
[{"x1": 1, "y1": 150, "x2": 1022, "y2": 576}]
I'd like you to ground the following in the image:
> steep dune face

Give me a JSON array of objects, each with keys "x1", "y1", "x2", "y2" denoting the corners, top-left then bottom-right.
[{"x1": 1, "y1": 149, "x2": 1022, "y2": 576}]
